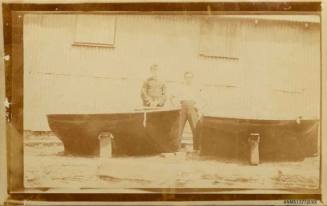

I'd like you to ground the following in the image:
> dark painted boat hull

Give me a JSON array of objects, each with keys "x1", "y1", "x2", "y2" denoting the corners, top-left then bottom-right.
[
  {"x1": 47, "y1": 109, "x2": 181, "y2": 156},
  {"x1": 198, "y1": 116, "x2": 319, "y2": 161}
]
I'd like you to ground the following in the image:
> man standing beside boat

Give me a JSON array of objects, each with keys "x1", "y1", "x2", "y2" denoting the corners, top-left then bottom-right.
[
  {"x1": 172, "y1": 71, "x2": 205, "y2": 152},
  {"x1": 141, "y1": 64, "x2": 167, "y2": 107}
]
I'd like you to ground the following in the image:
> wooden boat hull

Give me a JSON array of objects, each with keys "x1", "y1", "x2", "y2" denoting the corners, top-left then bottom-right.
[
  {"x1": 198, "y1": 116, "x2": 319, "y2": 161},
  {"x1": 47, "y1": 109, "x2": 181, "y2": 156}
]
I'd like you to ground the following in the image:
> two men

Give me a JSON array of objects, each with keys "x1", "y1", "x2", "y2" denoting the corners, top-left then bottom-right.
[{"x1": 141, "y1": 65, "x2": 203, "y2": 151}]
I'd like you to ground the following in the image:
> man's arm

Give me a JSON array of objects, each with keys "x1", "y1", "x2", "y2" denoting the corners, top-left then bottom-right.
[
  {"x1": 141, "y1": 81, "x2": 151, "y2": 105},
  {"x1": 169, "y1": 83, "x2": 182, "y2": 107},
  {"x1": 158, "y1": 82, "x2": 168, "y2": 106},
  {"x1": 195, "y1": 87, "x2": 208, "y2": 116}
]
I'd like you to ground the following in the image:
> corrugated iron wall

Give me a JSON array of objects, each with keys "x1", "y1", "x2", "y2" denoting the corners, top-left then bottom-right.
[{"x1": 23, "y1": 14, "x2": 321, "y2": 131}]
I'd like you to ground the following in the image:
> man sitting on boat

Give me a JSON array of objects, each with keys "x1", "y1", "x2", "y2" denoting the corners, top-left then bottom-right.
[{"x1": 141, "y1": 64, "x2": 167, "y2": 107}]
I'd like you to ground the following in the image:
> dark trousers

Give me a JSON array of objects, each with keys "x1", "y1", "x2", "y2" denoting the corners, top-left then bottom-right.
[{"x1": 179, "y1": 101, "x2": 200, "y2": 150}]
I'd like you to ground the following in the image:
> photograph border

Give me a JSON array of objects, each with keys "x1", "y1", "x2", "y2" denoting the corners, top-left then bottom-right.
[{"x1": 1, "y1": 1, "x2": 326, "y2": 204}]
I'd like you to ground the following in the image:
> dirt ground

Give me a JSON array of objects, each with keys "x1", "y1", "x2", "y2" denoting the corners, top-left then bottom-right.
[{"x1": 24, "y1": 133, "x2": 320, "y2": 192}]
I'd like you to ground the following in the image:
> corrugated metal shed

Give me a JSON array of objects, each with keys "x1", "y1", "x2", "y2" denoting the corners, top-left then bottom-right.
[{"x1": 23, "y1": 14, "x2": 321, "y2": 130}]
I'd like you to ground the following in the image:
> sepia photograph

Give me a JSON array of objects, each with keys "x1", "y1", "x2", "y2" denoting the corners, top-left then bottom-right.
[
  {"x1": 22, "y1": 12, "x2": 321, "y2": 191},
  {"x1": 1, "y1": 1, "x2": 326, "y2": 205}
]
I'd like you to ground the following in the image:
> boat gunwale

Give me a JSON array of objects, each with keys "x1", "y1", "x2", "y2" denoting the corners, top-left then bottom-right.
[
  {"x1": 46, "y1": 108, "x2": 181, "y2": 118},
  {"x1": 46, "y1": 109, "x2": 319, "y2": 123},
  {"x1": 201, "y1": 115, "x2": 320, "y2": 123}
]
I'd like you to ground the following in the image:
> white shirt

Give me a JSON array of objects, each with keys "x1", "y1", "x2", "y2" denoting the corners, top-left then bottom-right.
[
  {"x1": 179, "y1": 83, "x2": 200, "y2": 102},
  {"x1": 174, "y1": 82, "x2": 206, "y2": 110}
]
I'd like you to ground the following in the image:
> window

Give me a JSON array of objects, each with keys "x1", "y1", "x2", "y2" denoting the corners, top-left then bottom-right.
[
  {"x1": 73, "y1": 15, "x2": 116, "y2": 48},
  {"x1": 199, "y1": 17, "x2": 240, "y2": 60}
]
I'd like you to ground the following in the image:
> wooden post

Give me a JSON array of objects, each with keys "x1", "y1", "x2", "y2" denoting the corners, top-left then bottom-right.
[
  {"x1": 248, "y1": 133, "x2": 260, "y2": 165},
  {"x1": 98, "y1": 132, "x2": 113, "y2": 158},
  {"x1": 6, "y1": 11, "x2": 24, "y2": 192}
]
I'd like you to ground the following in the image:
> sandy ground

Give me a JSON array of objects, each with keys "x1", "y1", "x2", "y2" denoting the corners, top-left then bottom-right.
[{"x1": 24, "y1": 133, "x2": 320, "y2": 192}]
